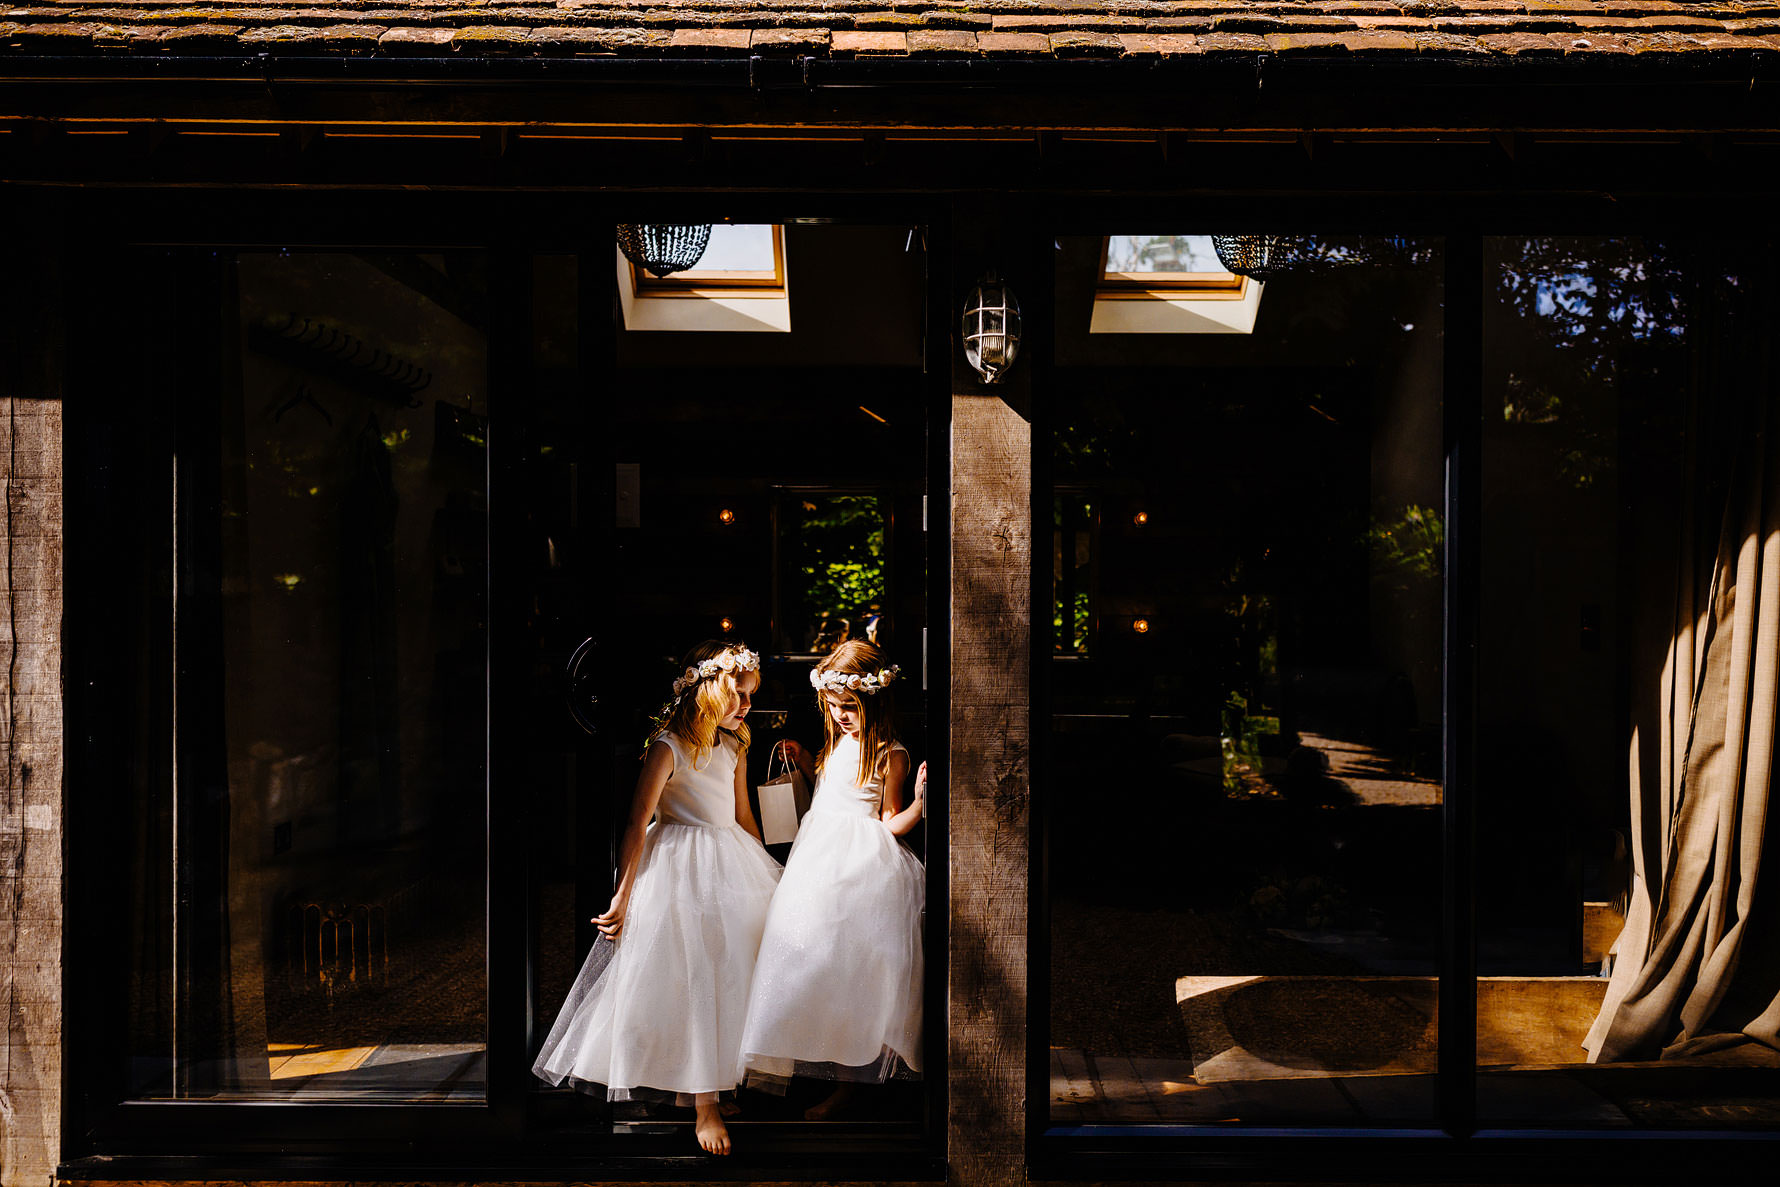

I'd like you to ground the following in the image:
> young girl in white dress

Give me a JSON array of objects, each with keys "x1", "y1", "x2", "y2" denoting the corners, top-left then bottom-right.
[
  {"x1": 532, "y1": 641, "x2": 781, "y2": 1155},
  {"x1": 740, "y1": 639, "x2": 926, "y2": 1119}
]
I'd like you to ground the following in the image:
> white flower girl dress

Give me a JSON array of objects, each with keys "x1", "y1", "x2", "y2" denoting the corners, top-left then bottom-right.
[
  {"x1": 740, "y1": 734, "x2": 924, "y2": 1085},
  {"x1": 533, "y1": 730, "x2": 781, "y2": 1100}
]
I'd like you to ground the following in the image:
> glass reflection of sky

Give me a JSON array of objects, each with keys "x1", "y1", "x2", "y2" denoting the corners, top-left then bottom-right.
[
  {"x1": 1105, "y1": 234, "x2": 1227, "y2": 274},
  {"x1": 695, "y1": 224, "x2": 777, "y2": 272}
]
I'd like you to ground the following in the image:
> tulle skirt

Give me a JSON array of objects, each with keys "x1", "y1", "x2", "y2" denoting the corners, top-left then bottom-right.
[
  {"x1": 740, "y1": 809, "x2": 924, "y2": 1088},
  {"x1": 533, "y1": 820, "x2": 781, "y2": 1100}
]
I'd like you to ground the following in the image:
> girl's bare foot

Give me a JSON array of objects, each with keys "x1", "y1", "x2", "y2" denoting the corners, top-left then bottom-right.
[
  {"x1": 803, "y1": 1082, "x2": 859, "y2": 1121},
  {"x1": 719, "y1": 1097, "x2": 743, "y2": 1118},
  {"x1": 694, "y1": 1100, "x2": 731, "y2": 1155}
]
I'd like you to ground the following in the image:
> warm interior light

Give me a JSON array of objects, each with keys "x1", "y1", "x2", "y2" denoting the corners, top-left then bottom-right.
[
  {"x1": 720, "y1": 617, "x2": 736, "y2": 633},
  {"x1": 1133, "y1": 510, "x2": 1149, "y2": 526},
  {"x1": 1132, "y1": 618, "x2": 1151, "y2": 634},
  {"x1": 718, "y1": 508, "x2": 736, "y2": 525}
]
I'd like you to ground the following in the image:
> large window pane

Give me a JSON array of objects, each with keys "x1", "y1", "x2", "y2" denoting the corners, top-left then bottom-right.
[
  {"x1": 1478, "y1": 238, "x2": 1780, "y2": 1126},
  {"x1": 129, "y1": 252, "x2": 488, "y2": 1100},
  {"x1": 1048, "y1": 236, "x2": 1444, "y2": 1127}
]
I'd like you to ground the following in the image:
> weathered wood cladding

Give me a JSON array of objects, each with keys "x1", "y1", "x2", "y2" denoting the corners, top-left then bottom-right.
[{"x1": 1, "y1": 395, "x2": 64, "y2": 1187}]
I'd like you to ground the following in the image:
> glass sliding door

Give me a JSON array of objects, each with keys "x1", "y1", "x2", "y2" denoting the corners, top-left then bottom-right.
[
  {"x1": 527, "y1": 223, "x2": 938, "y2": 1141},
  {"x1": 125, "y1": 251, "x2": 490, "y2": 1101},
  {"x1": 1045, "y1": 234, "x2": 1446, "y2": 1127},
  {"x1": 1477, "y1": 237, "x2": 1780, "y2": 1128}
]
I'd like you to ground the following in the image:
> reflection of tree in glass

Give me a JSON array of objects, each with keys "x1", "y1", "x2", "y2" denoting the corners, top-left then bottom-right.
[
  {"x1": 1106, "y1": 235, "x2": 1212, "y2": 273},
  {"x1": 1492, "y1": 238, "x2": 1705, "y2": 488},
  {"x1": 1368, "y1": 503, "x2": 1444, "y2": 585},
  {"x1": 793, "y1": 495, "x2": 885, "y2": 652}
]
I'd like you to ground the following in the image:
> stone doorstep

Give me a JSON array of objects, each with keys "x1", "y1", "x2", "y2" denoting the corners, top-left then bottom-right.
[{"x1": 1176, "y1": 974, "x2": 1613, "y2": 1081}]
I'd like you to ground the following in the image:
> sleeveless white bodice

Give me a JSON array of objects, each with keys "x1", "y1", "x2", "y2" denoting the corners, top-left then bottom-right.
[
  {"x1": 653, "y1": 731, "x2": 740, "y2": 829},
  {"x1": 809, "y1": 735, "x2": 907, "y2": 819}
]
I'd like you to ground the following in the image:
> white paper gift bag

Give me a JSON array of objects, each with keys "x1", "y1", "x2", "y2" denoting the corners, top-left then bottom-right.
[{"x1": 758, "y1": 742, "x2": 812, "y2": 846}]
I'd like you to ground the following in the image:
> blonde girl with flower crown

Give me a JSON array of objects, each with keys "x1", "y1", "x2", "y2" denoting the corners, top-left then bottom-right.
[
  {"x1": 739, "y1": 639, "x2": 926, "y2": 1119},
  {"x1": 533, "y1": 640, "x2": 781, "y2": 1155}
]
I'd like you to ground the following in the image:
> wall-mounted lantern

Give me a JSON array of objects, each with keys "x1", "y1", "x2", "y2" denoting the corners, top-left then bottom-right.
[
  {"x1": 616, "y1": 224, "x2": 712, "y2": 278},
  {"x1": 961, "y1": 274, "x2": 1022, "y2": 385}
]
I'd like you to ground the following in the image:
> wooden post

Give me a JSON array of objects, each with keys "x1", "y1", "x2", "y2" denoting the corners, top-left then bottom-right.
[
  {"x1": 949, "y1": 205, "x2": 1034, "y2": 1187},
  {"x1": 1, "y1": 395, "x2": 63, "y2": 1187},
  {"x1": 2, "y1": 222, "x2": 63, "y2": 1187}
]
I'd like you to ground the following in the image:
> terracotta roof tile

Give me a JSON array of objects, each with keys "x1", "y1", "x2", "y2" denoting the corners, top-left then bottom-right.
[
  {"x1": 1341, "y1": 28, "x2": 1422, "y2": 50},
  {"x1": 127, "y1": 22, "x2": 245, "y2": 49},
  {"x1": 667, "y1": 26, "x2": 746, "y2": 52},
  {"x1": 1624, "y1": 28, "x2": 1715, "y2": 49},
  {"x1": 1558, "y1": 30, "x2": 1631, "y2": 51},
  {"x1": 1313, "y1": 1, "x2": 1405, "y2": 14},
  {"x1": 1409, "y1": 29, "x2": 1493, "y2": 52},
  {"x1": 1432, "y1": 15, "x2": 1590, "y2": 32},
  {"x1": 2, "y1": 0, "x2": 1778, "y2": 63},
  {"x1": 831, "y1": 28, "x2": 906, "y2": 53},
  {"x1": 991, "y1": 15, "x2": 1147, "y2": 33},
  {"x1": 1212, "y1": 13, "x2": 1358, "y2": 32},
  {"x1": 448, "y1": 23, "x2": 530, "y2": 50},
  {"x1": 530, "y1": 25, "x2": 670, "y2": 52},
  {"x1": 1266, "y1": 29, "x2": 1353, "y2": 50},
  {"x1": 906, "y1": 26, "x2": 972, "y2": 52},
  {"x1": 377, "y1": 24, "x2": 452, "y2": 50},
  {"x1": 1194, "y1": 29, "x2": 1268, "y2": 51},
  {"x1": 1117, "y1": 31, "x2": 1200, "y2": 54},
  {"x1": 749, "y1": 25, "x2": 830, "y2": 52},
  {"x1": 1049, "y1": 28, "x2": 1123, "y2": 55},
  {"x1": 1479, "y1": 30, "x2": 1568, "y2": 52},
  {"x1": 1143, "y1": 16, "x2": 1218, "y2": 31},
  {"x1": 976, "y1": 28, "x2": 1048, "y2": 51}
]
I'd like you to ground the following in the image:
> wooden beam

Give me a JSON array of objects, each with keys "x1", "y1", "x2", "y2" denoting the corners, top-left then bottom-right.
[{"x1": 949, "y1": 201, "x2": 1034, "y2": 1187}]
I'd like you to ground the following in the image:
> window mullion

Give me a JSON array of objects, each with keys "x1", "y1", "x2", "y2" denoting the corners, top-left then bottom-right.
[{"x1": 1439, "y1": 233, "x2": 1484, "y2": 1139}]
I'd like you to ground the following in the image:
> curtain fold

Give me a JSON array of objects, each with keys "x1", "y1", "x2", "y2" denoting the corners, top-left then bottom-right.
[{"x1": 1586, "y1": 273, "x2": 1780, "y2": 1063}]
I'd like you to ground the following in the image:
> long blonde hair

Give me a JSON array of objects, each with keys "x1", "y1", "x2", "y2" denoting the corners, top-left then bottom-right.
[
  {"x1": 814, "y1": 640, "x2": 899, "y2": 787},
  {"x1": 661, "y1": 639, "x2": 752, "y2": 766}
]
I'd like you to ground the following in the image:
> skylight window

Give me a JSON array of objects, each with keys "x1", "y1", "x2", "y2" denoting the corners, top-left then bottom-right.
[
  {"x1": 616, "y1": 223, "x2": 792, "y2": 332},
  {"x1": 1100, "y1": 234, "x2": 1245, "y2": 296},
  {"x1": 632, "y1": 224, "x2": 785, "y2": 294},
  {"x1": 1090, "y1": 234, "x2": 1262, "y2": 334}
]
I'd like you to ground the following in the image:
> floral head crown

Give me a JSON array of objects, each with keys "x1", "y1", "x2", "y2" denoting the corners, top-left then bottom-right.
[
  {"x1": 672, "y1": 646, "x2": 761, "y2": 701},
  {"x1": 810, "y1": 663, "x2": 901, "y2": 696}
]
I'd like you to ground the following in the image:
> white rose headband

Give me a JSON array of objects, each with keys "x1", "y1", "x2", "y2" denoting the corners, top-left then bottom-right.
[
  {"x1": 672, "y1": 647, "x2": 761, "y2": 701},
  {"x1": 810, "y1": 663, "x2": 901, "y2": 696}
]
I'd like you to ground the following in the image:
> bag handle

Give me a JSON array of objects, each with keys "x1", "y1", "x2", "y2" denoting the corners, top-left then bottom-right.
[{"x1": 766, "y1": 739, "x2": 797, "y2": 782}]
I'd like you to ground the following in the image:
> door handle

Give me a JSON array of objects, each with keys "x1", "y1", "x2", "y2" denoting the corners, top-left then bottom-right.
[{"x1": 565, "y1": 636, "x2": 600, "y2": 735}]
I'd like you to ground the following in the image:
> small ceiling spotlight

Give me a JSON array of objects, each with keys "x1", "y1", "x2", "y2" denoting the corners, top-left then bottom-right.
[
  {"x1": 1133, "y1": 511, "x2": 1149, "y2": 526},
  {"x1": 1132, "y1": 618, "x2": 1151, "y2": 634},
  {"x1": 718, "y1": 508, "x2": 737, "y2": 525},
  {"x1": 719, "y1": 617, "x2": 736, "y2": 634}
]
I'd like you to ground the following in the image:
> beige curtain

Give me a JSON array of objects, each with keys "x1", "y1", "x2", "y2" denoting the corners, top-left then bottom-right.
[{"x1": 1585, "y1": 363, "x2": 1780, "y2": 1062}]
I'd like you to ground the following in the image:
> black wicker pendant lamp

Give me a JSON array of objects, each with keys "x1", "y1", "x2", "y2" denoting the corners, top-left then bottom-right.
[
  {"x1": 616, "y1": 225, "x2": 713, "y2": 278},
  {"x1": 1210, "y1": 234, "x2": 1305, "y2": 283}
]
